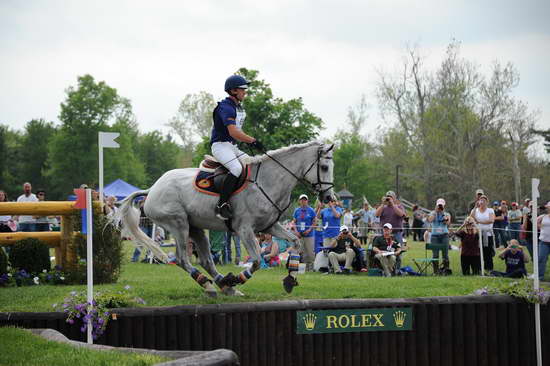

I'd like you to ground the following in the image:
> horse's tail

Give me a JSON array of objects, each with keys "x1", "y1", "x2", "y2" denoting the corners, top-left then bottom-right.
[{"x1": 110, "y1": 189, "x2": 168, "y2": 263}]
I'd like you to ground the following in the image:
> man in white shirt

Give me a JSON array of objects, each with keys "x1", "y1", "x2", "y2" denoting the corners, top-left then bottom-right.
[{"x1": 16, "y1": 182, "x2": 38, "y2": 232}]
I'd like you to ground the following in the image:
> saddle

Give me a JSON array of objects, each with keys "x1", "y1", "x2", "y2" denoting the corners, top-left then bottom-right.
[{"x1": 193, "y1": 155, "x2": 250, "y2": 196}]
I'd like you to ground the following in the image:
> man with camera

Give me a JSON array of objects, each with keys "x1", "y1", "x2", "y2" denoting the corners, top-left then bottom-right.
[
  {"x1": 372, "y1": 223, "x2": 403, "y2": 277},
  {"x1": 375, "y1": 190, "x2": 406, "y2": 243},
  {"x1": 327, "y1": 225, "x2": 361, "y2": 274},
  {"x1": 317, "y1": 197, "x2": 343, "y2": 247},
  {"x1": 427, "y1": 198, "x2": 452, "y2": 274}
]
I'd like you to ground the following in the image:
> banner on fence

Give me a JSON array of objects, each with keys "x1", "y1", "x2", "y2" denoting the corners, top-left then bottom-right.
[{"x1": 296, "y1": 307, "x2": 413, "y2": 334}]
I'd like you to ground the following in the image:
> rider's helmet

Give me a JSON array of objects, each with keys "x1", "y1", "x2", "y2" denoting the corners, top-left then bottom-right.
[{"x1": 224, "y1": 75, "x2": 250, "y2": 92}]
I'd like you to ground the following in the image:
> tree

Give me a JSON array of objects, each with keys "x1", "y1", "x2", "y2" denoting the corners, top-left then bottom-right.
[
  {"x1": 332, "y1": 132, "x2": 391, "y2": 207},
  {"x1": 136, "y1": 131, "x2": 182, "y2": 186},
  {"x1": 46, "y1": 75, "x2": 143, "y2": 198},
  {"x1": 0, "y1": 125, "x2": 23, "y2": 199},
  {"x1": 346, "y1": 94, "x2": 369, "y2": 135},
  {"x1": 167, "y1": 91, "x2": 216, "y2": 148},
  {"x1": 376, "y1": 41, "x2": 539, "y2": 212},
  {"x1": 534, "y1": 128, "x2": 550, "y2": 156},
  {"x1": 19, "y1": 119, "x2": 57, "y2": 192},
  {"x1": 237, "y1": 68, "x2": 324, "y2": 150}
]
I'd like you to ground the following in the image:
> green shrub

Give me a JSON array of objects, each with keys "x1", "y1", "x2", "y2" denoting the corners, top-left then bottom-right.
[
  {"x1": 72, "y1": 214, "x2": 123, "y2": 284},
  {"x1": 0, "y1": 247, "x2": 8, "y2": 275},
  {"x1": 9, "y1": 238, "x2": 51, "y2": 273}
]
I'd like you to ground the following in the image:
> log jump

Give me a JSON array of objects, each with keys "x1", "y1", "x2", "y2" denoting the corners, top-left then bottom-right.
[{"x1": 0, "y1": 201, "x2": 95, "y2": 269}]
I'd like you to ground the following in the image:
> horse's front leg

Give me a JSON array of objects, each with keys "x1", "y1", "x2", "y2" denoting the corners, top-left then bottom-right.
[
  {"x1": 215, "y1": 228, "x2": 260, "y2": 296},
  {"x1": 266, "y1": 222, "x2": 302, "y2": 294}
]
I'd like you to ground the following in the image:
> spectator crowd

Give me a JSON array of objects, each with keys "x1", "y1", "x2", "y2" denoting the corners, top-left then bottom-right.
[{"x1": 1, "y1": 181, "x2": 549, "y2": 281}]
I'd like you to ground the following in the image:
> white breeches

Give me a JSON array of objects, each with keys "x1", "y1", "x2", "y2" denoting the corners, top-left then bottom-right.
[{"x1": 211, "y1": 142, "x2": 249, "y2": 177}]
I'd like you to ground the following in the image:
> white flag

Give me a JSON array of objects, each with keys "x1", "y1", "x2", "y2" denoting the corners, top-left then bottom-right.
[{"x1": 98, "y1": 132, "x2": 120, "y2": 148}]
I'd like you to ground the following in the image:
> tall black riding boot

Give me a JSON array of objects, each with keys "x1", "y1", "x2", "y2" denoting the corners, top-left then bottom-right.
[{"x1": 216, "y1": 174, "x2": 239, "y2": 220}]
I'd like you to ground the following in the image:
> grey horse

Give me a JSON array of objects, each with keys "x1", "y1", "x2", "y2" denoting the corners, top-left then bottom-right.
[{"x1": 111, "y1": 141, "x2": 334, "y2": 296}]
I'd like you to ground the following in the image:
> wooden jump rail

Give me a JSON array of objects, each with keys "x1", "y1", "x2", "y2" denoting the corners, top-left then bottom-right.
[{"x1": 0, "y1": 201, "x2": 95, "y2": 269}]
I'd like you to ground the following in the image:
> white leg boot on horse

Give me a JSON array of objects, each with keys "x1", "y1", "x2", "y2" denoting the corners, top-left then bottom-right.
[
  {"x1": 189, "y1": 227, "x2": 243, "y2": 296},
  {"x1": 163, "y1": 215, "x2": 217, "y2": 297},
  {"x1": 267, "y1": 222, "x2": 302, "y2": 293},
  {"x1": 215, "y1": 227, "x2": 261, "y2": 295}
]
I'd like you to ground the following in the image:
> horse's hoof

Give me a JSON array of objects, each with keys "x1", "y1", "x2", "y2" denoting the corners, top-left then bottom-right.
[
  {"x1": 205, "y1": 290, "x2": 218, "y2": 298},
  {"x1": 283, "y1": 275, "x2": 298, "y2": 294},
  {"x1": 204, "y1": 282, "x2": 218, "y2": 298},
  {"x1": 223, "y1": 287, "x2": 245, "y2": 296}
]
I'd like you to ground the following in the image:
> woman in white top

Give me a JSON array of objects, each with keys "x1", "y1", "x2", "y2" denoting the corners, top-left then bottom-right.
[
  {"x1": 536, "y1": 201, "x2": 550, "y2": 280},
  {"x1": 470, "y1": 195, "x2": 496, "y2": 271}
]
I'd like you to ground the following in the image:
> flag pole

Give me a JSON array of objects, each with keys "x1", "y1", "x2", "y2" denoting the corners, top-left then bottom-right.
[
  {"x1": 86, "y1": 188, "x2": 93, "y2": 344},
  {"x1": 99, "y1": 143, "x2": 104, "y2": 204},
  {"x1": 531, "y1": 178, "x2": 542, "y2": 366}
]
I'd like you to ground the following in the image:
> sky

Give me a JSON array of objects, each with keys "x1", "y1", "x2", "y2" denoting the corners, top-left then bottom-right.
[{"x1": 1, "y1": 0, "x2": 549, "y2": 145}]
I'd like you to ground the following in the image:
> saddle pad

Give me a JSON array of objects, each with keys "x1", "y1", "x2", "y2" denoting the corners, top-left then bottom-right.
[{"x1": 193, "y1": 165, "x2": 251, "y2": 197}]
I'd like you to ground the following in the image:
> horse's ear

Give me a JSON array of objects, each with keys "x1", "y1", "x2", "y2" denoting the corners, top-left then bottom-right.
[{"x1": 325, "y1": 144, "x2": 334, "y2": 153}]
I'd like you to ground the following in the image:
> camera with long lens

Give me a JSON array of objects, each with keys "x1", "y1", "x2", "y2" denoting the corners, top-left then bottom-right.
[
  {"x1": 437, "y1": 204, "x2": 444, "y2": 210},
  {"x1": 385, "y1": 196, "x2": 391, "y2": 202}
]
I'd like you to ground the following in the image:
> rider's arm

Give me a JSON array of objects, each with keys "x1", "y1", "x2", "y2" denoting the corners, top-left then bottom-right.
[{"x1": 227, "y1": 125, "x2": 255, "y2": 144}]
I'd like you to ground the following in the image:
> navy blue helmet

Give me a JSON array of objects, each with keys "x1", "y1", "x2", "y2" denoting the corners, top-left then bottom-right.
[{"x1": 224, "y1": 75, "x2": 250, "y2": 92}]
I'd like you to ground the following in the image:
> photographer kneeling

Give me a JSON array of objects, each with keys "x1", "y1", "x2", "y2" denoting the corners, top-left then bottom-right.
[
  {"x1": 372, "y1": 223, "x2": 403, "y2": 277},
  {"x1": 327, "y1": 225, "x2": 361, "y2": 274},
  {"x1": 427, "y1": 198, "x2": 452, "y2": 274}
]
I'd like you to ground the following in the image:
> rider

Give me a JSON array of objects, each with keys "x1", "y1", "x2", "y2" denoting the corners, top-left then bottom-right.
[{"x1": 211, "y1": 75, "x2": 264, "y2": 220}]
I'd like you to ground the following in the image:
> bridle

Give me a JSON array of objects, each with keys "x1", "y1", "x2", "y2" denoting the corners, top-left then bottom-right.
[{"x1": 247, "y1": 144, "x2": 335, "y2": 232}]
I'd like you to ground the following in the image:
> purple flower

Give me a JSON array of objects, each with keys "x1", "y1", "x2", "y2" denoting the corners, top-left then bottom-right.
[
  {"x1": 80, "y1": 325, "x2": 87, "y2": 332},
  {"x1": 67, "y1": 319, "x2": 74, "y2": 324},
  {"x1": 474, "y1": 287, "x2": 489, "y2": 296}
]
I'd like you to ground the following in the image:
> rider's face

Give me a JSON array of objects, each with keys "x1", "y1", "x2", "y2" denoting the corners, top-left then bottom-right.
[{"x1": 231, "y1": 88, "x2": 247, "y2": 102}]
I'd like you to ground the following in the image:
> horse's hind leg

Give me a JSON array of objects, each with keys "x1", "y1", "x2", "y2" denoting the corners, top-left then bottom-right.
[
  {"x1": 216, "y1": 227, "x2": 261, "y2": 294},
  {"x1": 163, "y1": 216, "x2": 217, "y2": 297},
  {"x1": 188, "y1": 227, "x2": 244, "y2": 296}
]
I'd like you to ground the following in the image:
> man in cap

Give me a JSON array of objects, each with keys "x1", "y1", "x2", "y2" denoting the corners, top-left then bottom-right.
[
  {"x1": 427, "y1": 198, "x2": 452, "y2": 274},
  {"x1": 291, "y1": 194, "x2": 317, "y2": 271},
  {"x1": 317, "y1": 197, "x2": 343, "y2": 247},
  {"x1": 327, "y1": 225, "x2": 361, "y2": 274},
  {"x1": 469, "y1": 189, "x2": 485, "y2": 212},
  {"x1": 372, "y1": 223, "x2": 403, "y2": 277},
  {"x1": 375, "y1": 190, "x2": 406, "y2": 243}
]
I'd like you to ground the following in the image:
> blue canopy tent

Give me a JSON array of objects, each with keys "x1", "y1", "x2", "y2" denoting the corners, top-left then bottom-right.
[{"x1": 67, "y1": 179, "x2": 141, "y2": 201}]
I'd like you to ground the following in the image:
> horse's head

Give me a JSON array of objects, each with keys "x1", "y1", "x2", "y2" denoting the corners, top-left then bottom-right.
[{"x1": 303, "y1": 143, "x2": 335, "y2": 204}]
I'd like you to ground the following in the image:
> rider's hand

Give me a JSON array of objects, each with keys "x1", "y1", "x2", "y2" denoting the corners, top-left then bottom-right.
[{"x1": 250, "y1": 139, "x2": 265, "y2": 151}]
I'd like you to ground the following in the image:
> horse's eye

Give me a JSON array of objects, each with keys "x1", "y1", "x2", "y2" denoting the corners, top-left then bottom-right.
[{"x1": 320, "y1": 165, "x2": 329, "y2": 172}]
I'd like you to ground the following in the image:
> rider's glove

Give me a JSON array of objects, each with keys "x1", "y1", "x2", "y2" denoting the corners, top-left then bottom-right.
[{"x1": 249, "y1": 140, "x2": 265, "y2": 151}]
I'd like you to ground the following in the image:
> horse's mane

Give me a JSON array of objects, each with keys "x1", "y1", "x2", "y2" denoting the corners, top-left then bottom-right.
[{"x1": 242, "y1": 141, "x2": 322, "y2": 165}]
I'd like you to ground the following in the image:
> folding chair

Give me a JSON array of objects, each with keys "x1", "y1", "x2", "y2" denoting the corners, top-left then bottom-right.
[{"x1": 412, "y1": 242, "x2": 446, "y2": 275}]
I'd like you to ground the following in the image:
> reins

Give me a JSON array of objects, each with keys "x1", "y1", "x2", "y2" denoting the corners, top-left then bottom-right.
[{"x1": 246, "y1": 145, "x2": 334, "y2": 232}]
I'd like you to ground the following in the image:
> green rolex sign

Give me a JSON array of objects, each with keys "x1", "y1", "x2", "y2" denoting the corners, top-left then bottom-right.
[{"x1": 296, "y1": 308, "x2": 413, "y2": 334}]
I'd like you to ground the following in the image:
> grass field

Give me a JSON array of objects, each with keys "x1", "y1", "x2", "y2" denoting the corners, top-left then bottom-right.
[
  {"x1": 0, "y1": 327, "x2": 169, "y2": 366},
  {"x1": 0, "y1": 238, "x2": 548, "y2": 313}
]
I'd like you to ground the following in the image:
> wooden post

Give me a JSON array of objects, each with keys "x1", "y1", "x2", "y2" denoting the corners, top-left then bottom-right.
[{"x1": 61, "y1": 215, "x2": 76, "y2": 270}]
